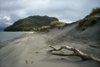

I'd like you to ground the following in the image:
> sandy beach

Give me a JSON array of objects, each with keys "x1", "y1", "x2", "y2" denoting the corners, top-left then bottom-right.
[{"x1": 0, "y1": 29, "x2": 100, "y2": 67}]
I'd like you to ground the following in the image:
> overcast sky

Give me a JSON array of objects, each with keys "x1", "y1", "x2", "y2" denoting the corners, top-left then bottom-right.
[{"x1": 0, "y1": 0, "x2": 100, "y2": 27}]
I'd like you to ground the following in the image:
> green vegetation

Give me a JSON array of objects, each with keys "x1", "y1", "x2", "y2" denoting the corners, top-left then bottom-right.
[
  {"x1": 50, "y1": 21, "x2": 65, "y2": 28},
  {"x1": 4, "y1": 15, "x2": 58, "y2": 31},
  {"x1": 89, "y1": 17, "x2": 97, "y2": 26},
  {"x1": 76, "y1": 17, "x2": 98, "y2": 31},
  {"x1": 76, "y1": 7, "x2": 100, "y2": 31},
  {"x1": 40, "y1": 26, "x2": 50, "y2": 29},
  {"x1": 39, "y1": 26, "x2": 50, "y2": 32},
  {"x1": 76, "y1": 19, "x2": 86, "y2": 31},
  {"x1": 40, "y1": 26, "x2": 50, "y2": 32},
  {"x1": 77, "y1": 19, "x2": 84, "y2": 28},
  {"x1": 90, "y1": 7, "x2": 100, "y2": 16},
  {"x1": 39, "y1": 21, "x2": 65, "y2": 32},
  {"x1": 85, "y1": 7, "x2": 100, "y2": 18}
]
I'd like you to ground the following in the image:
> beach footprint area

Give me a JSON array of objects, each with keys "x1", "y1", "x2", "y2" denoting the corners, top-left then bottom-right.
[{"x1": 0, "y1": 32, "x2": 100, "y2": 67}]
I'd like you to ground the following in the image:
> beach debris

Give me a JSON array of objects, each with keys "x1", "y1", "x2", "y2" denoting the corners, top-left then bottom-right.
[
  {"x1": 35, "y1": 52, "x2": 39, "y2": 54},
  {"x1": 49, "y1": 45, "x2": 100, "y2": 63},
  {"x1": 31, "y1": 61, "x2": 34, "y2": 64},
  {"x1": 25, "y1": 60, "x2": 28, "y2": 64}
]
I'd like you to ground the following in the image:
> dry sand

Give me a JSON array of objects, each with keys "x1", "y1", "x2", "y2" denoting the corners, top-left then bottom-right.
[{"x1": 0, "y1": 28, "x2": 100, "y2": 67}]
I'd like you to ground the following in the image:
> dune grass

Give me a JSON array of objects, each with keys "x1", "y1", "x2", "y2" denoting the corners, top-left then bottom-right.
[
  {"x1": 76, "y1": 7, "x2": 100, "y2": 31},
  {"x1": 50, "y1": 21, "x2": 65, "y2": 28},
  {"x1": 76, "y1": 19, "x2": 87, "y2": 31},
  {"x1": 40, "y1": 26, "x2": 50, "y2": 32},
  {"x1": 90, "y1": 7, "x2": 100, "y2": 16},
  {"x1": 89, "y1": 17, "x2": 97, "y2": 26},
  {"x1": 40, "y1": 26, "x2": 50, "y2": 28}
]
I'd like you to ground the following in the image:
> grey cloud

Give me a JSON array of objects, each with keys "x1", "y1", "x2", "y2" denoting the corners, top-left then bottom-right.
[
  {"x1": 0, "y1": 0, "x2": 100, "y2": 28},
  {"x1": 0, "y1": 0, "x2": 24, "y2": 11}
]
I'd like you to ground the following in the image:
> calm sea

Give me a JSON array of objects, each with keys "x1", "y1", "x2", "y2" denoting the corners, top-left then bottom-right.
[{"x1": 0, "y1": 32, "x2": 25, "y2": 42}]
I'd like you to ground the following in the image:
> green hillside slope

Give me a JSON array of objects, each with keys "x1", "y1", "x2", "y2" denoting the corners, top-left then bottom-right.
[{"x1": 4, "y1": 15, "x2": 58, "y2": 31}]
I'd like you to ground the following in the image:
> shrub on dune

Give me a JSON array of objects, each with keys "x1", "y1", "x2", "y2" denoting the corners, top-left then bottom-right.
[
  {"x1": 50, "y1": 21, "x2": 65, "y2": 28},
  {"x1": 89, "y1": 17, "x2": 97, "y2": 26},
  {"x1": 40, "y1": 26, "x2": 50, "y2": 32},
  {"x1": 90, "y1": 7, "x2": 100, "y2": 16}
]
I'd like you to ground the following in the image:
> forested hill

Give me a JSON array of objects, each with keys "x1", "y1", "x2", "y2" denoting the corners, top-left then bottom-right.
[{"x1": 4, "y1": 15, "x2": 58, "y2": 31}]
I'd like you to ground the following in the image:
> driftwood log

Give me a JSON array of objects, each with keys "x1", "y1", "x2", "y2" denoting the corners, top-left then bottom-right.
[{"x1": 49, "y1": 45, "x2": 100, "y2": 63}]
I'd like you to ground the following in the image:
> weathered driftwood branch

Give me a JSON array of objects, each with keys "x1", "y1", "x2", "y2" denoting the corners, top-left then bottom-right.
[{"x1": 49, "y1": 45, "x2": 100, "y2": 63}]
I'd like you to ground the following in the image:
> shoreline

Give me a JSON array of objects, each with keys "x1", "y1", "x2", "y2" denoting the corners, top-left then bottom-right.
[
  {"x1": 0, "y1": 31, "x2": 36, "y2": 42},
  {"x1": 0, "y1": 32, "x2": 36, "y2": 49}
]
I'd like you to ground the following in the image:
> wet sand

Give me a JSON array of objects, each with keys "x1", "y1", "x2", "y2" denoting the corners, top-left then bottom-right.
[{"x1": 0, "y1": 31, "x2": 100, "y2": 67}]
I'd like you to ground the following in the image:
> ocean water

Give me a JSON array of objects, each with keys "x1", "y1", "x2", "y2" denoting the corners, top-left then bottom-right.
[{"x1": 0, "y1": 32, "x2": 25, "y2": 42}]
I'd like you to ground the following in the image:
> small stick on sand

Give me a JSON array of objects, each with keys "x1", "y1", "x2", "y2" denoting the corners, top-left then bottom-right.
[
  {"x1": 25, "y1": 60, "x2": 28, "y2": 64},
  {"x1": 31, "y1": 61, "x2": 33, "y2": 64}
]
